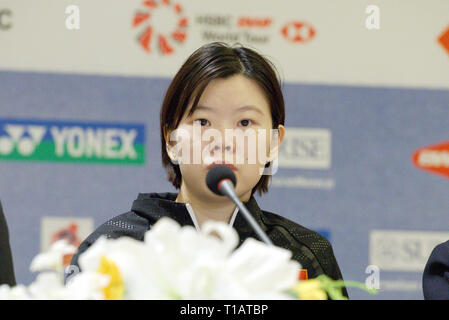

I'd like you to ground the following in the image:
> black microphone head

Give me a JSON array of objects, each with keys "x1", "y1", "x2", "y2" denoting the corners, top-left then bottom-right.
[{"x1": 206, "y1": 165, "x2": 237, "y2": 195}]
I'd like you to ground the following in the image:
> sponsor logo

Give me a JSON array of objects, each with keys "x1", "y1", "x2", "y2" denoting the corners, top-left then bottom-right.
[
  {"x1": 196, "y1": 15, "x2": 231, "y2": 27},
  {"x1": 379, "y1": 280, "x2": 421, "y2": 292},
  {"x1": 52, "y1": 223, "x2": 82, "y2": 248},
  {"x1": 271, "y1": 175, "x2": 335, "y2": 189},
  {"x1": 279, "y1": 128, "x2": 331, "y2": 169},
  {"x1": 0, "y1": 119, "x2": 145, "y2": 165},
  {"x1": 412, "y1": 141, "x2": 449, "y2": 179},
  {"x1": 196, "y1": 14, "x2": 270, "y2": 45},
  {"x1": 438, "y1": 25, "x2": 449, "y2": 56},
  {"x1": 273, "y1": 128, "x2": 334, "y2": 190},
  {"x1": 237, "y1": 17, "x2": 272, "y2": 28},
  {"x1": 196, "y1": 14, "x2": 315, "y2": 46},
  {"x1": 370, "y1": 230, "x2": 449, "y2": 272},
  {"x1": 51, "y1": 223, "x2": 82, "y2": 267},
  {"x1": 131, "y1": 1, "x2": 316, "y2": 51},
  {"x1": 281, "y1": 21, "x2": 316, "y2": 43},
  {"x1": 41, "y1": 217, "x2": 94, "y2": 266},
  {"x1": 0, "y1": 9, "x2": 12, "y2": 30},
  {"x1": 132, "y1": 0, "x2": 188, "y2": 55}
]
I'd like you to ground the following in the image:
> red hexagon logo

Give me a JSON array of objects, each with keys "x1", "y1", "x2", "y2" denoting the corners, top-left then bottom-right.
[{"x1": 281, "y1": 21, "x2": 316, "y2": 43}]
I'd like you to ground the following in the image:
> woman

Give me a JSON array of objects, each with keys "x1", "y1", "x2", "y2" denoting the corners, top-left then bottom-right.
[{"x1": 68, "y1": 42, "x2": 347, "y2": 297}]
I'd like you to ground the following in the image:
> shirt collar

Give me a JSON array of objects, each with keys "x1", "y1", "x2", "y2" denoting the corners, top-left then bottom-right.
[
  {"x1": 131, "y1": 192, "x2": 266, "y2": 245},
  {"x1": 185, "y1": 203, "x2": 239, "y2": 232}
]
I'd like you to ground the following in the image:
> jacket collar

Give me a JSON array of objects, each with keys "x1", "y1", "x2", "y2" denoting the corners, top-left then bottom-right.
[{"x1": 131, "y1": 192, "x2": 266, "y2": 246}]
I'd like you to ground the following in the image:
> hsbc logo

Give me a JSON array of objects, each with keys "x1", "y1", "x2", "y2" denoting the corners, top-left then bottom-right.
[
  {"x1": 412, "y1": 141, "x2": 449, "y2": 179},
  {"x1": 281, "y1": 21, "x2": 316, "y2": 43},
  {"x1": 0, "y1": 119, "x2": 146, "y2": 165}
]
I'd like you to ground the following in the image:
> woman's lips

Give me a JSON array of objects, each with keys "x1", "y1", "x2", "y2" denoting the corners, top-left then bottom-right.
[{"x1": 206, "y1": 162, "x2": 238, "y2": 171}]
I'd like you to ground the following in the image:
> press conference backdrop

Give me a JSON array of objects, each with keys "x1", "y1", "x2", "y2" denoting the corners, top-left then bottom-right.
[{"x1": 1, "y1": 0, "x2": 448, "y2": 299}]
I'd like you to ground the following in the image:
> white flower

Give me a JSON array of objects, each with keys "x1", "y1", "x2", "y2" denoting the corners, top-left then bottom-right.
[
  {"x1": 141, "y1": 218, "x2": 241, "y2": 299},
  {"x1": 74, "y1": 217, "x2": 300, "y2": 300},
  {"x1": 218, "y1": 238, "x2": 301, "y2": 299},
  {"x1": 0, "y1": 240, "x2": 78, "y2": 300},
  {"x1": 76, "y1": 235, "x2": 162, "y2": 299},
  {"x1": 5, "y1": 217, "x2": 303, "y2": 300},
  {"x1": 64, "y1": 272, "x2": 110, "y2": 300},
  {"x1": 28, "y1": 272, "x2": 66, "y2": 300},
  {"x1": 30, "y1": 240, "x2": 76, "y2": 273},
  {"x1": 0, "y1": 284, "x2": 31, "y2": 300}
]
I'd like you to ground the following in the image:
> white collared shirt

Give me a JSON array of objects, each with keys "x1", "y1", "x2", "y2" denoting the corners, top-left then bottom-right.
[{"x1": 185, "y1": 203, "x2": 239, "y2": 232}]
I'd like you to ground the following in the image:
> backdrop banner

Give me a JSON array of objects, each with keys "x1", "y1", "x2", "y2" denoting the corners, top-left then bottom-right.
[{"x1": 1, "y1": 0, "x2": 448, "y2": 300}]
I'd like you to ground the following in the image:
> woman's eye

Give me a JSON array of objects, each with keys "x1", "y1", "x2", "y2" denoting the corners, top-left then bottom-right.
[
  {"x1": 194, "y1": 119, "x2": 210, "y2": 126},
  {"x1": 238, "y1": 119, "x2": 252, "y2": 127}
]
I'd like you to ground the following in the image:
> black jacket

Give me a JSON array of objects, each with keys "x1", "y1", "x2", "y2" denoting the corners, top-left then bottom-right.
[
  {"x1": 68, "y1": 193, "x2": 348, "y2": 298},
  {"x1": 423, "y1": 240, "x2": 449, "y2": 300},
  {"x1": 0, "y1": 201, "x2": 16, "y2": 286}
]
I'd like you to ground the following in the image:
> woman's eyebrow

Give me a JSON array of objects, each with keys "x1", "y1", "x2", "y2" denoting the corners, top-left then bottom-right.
[
  {"x1": 194, "y1": 105, "x2": 214, "y2": 112},
  {"x1": 237, "y1": 105, "x2": 264, "y2": 115},
  {"x1": 193, "y1": 105, "x2": 264, "y2": 115}
]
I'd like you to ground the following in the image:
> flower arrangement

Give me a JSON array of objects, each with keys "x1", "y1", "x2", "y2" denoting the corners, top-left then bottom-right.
[{"x1": 0, "y1": 218, "x2": 376, "y2": 300}]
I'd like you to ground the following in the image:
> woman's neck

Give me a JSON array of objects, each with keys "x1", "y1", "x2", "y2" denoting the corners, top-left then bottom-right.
[{"x1": 175, "y1": 183, "x2": 251, "y2": 230}]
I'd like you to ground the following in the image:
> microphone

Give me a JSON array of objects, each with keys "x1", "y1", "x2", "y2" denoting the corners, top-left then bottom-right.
[{"x1": 206, "y1": 165, "x2": 273, "y2": 246}]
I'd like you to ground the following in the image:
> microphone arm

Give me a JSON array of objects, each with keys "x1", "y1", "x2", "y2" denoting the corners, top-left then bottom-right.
[{"x1": 219, "y1": 180, "x2": 273, "y2": 246}]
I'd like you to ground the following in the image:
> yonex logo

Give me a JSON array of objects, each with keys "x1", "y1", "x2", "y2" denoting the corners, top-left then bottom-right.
[
  {"x1": 0, "y1": 125, "x2": 45, "y2": 156},
  {"x1": 0, "y1": 119, "x2": 145, "y2": 165},
  {"x1": 50, "y1": 127, "x2": 138, "y2": 159}
]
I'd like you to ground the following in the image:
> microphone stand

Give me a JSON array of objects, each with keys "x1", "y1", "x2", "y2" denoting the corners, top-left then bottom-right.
[{"x1": 219, "y1": 180, "x2": 273, "y2": 246}]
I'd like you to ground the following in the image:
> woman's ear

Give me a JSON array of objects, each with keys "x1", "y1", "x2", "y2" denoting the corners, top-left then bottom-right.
[
  {"x1": 267, "y1": 124, "x2": 285, "y2": 162},
  {"x1": 164, "y1": 127, "x2": 179, "y2": 164},
  {"x1": 166, "y1": 144, "x2": 178, "y2": 164}
]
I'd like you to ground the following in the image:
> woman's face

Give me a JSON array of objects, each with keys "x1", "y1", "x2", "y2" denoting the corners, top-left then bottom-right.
[{"x1": 167, "y1": 74, "x2": 284, "y2": 201}]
